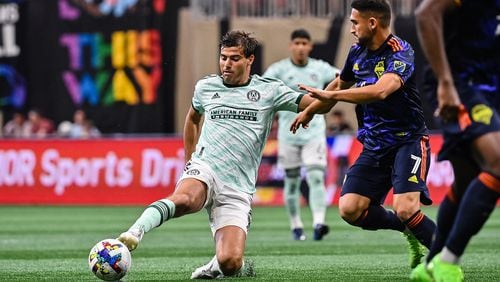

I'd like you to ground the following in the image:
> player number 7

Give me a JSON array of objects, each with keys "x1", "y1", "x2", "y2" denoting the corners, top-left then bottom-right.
[{"x1": 410, "y1": 154, "x2": 421, "y2": 174}]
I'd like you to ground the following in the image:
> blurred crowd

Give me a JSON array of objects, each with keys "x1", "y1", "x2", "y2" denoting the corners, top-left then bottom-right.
[{"x1": 2, "y1": 109, "x2": 100, "y2": 139}]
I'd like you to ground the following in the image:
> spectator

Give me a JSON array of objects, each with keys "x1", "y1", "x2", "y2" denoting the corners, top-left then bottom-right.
[
  {"x1": 326, "y1": 110, "x2": 353, "y2": 136},
  {"x1": 25, "y1": 109, "x2": 55, "y2": 138},
  {"x1": 58, "y1": 109, "x2": 100, "y2": 138},
  {"x1": 3, "y1": 111, "x2": 29, "y2": 138}
]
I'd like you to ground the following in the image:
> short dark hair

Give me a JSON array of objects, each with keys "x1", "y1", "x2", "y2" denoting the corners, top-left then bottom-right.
[
  {"x1": 351, "y1": 0, "x2": 391, "y2": 28},
  {"x1": 291, "y1": 29, "x2": 311, "y2": 41},
  {"x1": 220, "y1": 30, "x2": 259, "y2": 58}
]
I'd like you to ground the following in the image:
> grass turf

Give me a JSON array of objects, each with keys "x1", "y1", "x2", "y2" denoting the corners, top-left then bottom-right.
[{"x1": 0, "y1": 206, "x2": 499, "y2": 281}]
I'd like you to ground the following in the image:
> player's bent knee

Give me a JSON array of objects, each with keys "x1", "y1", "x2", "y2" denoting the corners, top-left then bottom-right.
[
  {"x1": 168, "y1": 194, "x2": 204, "y2": 216},
  {"x1": 338, "y1": 205, "x2": 362, "y2": 224}
]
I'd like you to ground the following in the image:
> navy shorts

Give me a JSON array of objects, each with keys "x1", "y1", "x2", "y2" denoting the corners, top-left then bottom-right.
[
  {"x1": 341, "y1": 136, "x2": 432, "y2": 205},
  {"x1": 438, "y1": 77, "x2": 500, "y2": 161}
]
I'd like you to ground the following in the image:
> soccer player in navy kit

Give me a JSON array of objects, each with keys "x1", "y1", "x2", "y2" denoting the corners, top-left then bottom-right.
[
  {"x1": 291, "y1": 0, "x2": 436, "y2": 268},
  {"x1": 413, "y1": 0, "x2": 500, "y2": 281}
]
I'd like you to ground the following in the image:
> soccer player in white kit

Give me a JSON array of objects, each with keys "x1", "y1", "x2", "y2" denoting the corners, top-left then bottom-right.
[
  {"x1": 264, "y1": 29, "x2": 339, "y2": 241},
  {"x1": 117, "y1": 30, "x2": 318, "y2": 279}
]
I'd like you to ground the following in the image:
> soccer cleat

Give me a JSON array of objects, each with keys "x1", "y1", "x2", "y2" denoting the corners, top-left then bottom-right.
[
  {"x1": 410, "y1": 262, "x2": 433, "y2": 282},
  {"x1": 191, "y1": 256, "x2": 222, "y2": 279},
  {"x1": 117, "y1": 228, "x2": 144, "y2": 252},
  {"x1": 292, "y1": 228, "x2": 306, "y2": 241},
  {"x1": 403, "y1": 231, "x2": 426, "y2": 269},
  {"x1": 313, "y1": 224, "x2": 330, "y2": 241},
  {"x1": 429, "y1": 254, "x2": 464, "y2": 282}
]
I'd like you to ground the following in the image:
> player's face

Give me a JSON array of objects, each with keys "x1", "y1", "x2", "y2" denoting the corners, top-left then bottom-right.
[
  {"x1": 219, "y1": 46, "x2": 254, "y2": 85},
  {"x1": 289, "y1": 38, "x2": 312, "y2": 65},
  {"x1": 350, "y1": 9, "x2": 375, "y2": 46}
]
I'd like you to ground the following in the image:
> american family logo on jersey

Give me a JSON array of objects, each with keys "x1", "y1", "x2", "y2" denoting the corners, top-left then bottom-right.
[
  {"x1": 246, "y1": 90, "x2": 260, "y2": 102},
  {"x1": 210, "y1": 106, "x2": 258, "y2": 121}
]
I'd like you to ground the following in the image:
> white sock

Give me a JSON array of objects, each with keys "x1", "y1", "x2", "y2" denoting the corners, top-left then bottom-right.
[{"x1": 441, "y1": 247, "x2": 460, "y2": 264}]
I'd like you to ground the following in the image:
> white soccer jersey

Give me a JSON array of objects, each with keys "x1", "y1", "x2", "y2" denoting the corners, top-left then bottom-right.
[
  {"x1": 190, "y1": 74, "x2": 303, "y2": 194},
  {"x1": 264, "y1": 58, "x2": 339, "y2": 145}
]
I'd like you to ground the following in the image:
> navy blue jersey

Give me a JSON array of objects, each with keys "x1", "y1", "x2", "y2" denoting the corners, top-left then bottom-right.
[
  {"x1": 435, "y1": 0, "x2": 500, "y2": 161},
  {"x1": 443, "y1": 0, "x2": 500, "y2": 82},
  {"x1": 340, "y1": 34, "x2": 427, "y2": 152}
]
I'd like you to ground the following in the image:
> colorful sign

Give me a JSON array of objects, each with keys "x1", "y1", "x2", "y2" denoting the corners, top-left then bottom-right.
[{"x1": 0, "y1": 135, "x2": 454, "y2": 205}]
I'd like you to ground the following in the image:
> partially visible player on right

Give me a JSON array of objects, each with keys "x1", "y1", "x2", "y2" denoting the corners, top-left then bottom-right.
[{"x1": 412, "y1": 0, "x2": 500, "y2": 281}]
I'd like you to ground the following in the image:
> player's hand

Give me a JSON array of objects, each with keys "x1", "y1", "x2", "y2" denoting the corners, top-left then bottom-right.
[
  {"x1": 290, "y1": 110, "x2": 314, "y2": 134},
  {"x1": 435, "y1": 80, "x2": 461, "y2": 122},
  {"x1": 298, "y1": 84, "x2": 331, "y2": 101}
]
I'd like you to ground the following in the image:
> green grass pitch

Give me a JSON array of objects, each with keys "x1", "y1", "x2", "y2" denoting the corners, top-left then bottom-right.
[{"x1": 1, "y1": 206, "x2": 499, "y2": 281}]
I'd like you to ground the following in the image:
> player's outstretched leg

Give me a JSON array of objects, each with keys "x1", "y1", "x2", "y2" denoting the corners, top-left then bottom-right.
[
  {"x1": 403, "y1": 231, "x2": 426, "y2": 269},
  {"x1": 117, "y1": 199, "x2": 176, "y2": 251},
  {"x1": 429, "y1": 251, "x2": 464, "y2": 282}
]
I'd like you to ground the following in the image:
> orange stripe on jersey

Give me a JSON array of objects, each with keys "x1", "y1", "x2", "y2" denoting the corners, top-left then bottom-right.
[
  {"x1": 393, "y1": 38, "x2": 403, "y2": 51},
  {"x1": 387, "y1": 39, "x2": 398, "y2": 52},
  {"x1": 420, "y1": 136, "x2": 429, "y2": 181},
  {"x1": 388, "y1": 38, "x2": 402, "y2": 52},
  {"x1": 478, "y1": 172, "x2": 500, "y2": 193}
]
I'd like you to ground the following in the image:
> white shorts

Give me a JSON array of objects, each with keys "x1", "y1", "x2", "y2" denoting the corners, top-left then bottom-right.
[
  {"x1": 178, "y1": 159, "x2": 253, "y2": 235},
  {"x1": 278, "y1": 139, "x2": 327, "y2": 169}
]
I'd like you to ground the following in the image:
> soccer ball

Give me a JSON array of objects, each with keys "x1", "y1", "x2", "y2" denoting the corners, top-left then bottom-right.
[{"x1": 88, "y1": 238, "x2": 132, "y2": 281}]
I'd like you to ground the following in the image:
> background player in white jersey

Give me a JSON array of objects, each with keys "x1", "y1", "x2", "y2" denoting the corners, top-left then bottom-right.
[
  {"x1": 263, "y1": 29, "x2": 340, "y2": 241},
  {"x1": 116, "y1": 30, "x2": 318, "y2": 279}
]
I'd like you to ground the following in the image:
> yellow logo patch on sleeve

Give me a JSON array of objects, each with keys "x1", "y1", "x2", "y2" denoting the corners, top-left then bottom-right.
[{"x1": 471, "y1": 104, "x2": 493, "y2": 125}]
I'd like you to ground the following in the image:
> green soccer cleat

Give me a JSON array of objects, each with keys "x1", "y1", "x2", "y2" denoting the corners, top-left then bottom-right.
[
  {"x1": 410, "y1": 262, "x2": 433, "y2": 282},
  {"x1": 403, "y1": 231, "x2": 426, "y2": 269},
  {"x1": 430, "y1": 255, "x2": 464, "y2": 282}
]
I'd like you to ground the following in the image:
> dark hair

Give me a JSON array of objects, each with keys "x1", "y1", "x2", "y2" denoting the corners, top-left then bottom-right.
[
  {"x1": 351, "y1": 0, "x2": 391, "y2": 28},
  {"x1": 220, "y1": 30, "x2": 259, "y2": 58},
  {"x1": 291, "y1": 29, "x2": 311, "y2": 41}
]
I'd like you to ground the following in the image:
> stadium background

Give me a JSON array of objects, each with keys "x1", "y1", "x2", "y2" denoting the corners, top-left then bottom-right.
[{"x1": 0, "y1": 0, "x2": 452, "y2": 205}]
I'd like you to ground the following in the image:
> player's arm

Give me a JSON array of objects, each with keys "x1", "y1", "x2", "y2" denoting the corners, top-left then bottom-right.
[
  {"x1": 291, "y1": 77, "x2": 355, "y2": 133},
  {"x1": 300, "y1": 73, "x2": 402, "y2": 104},
  {"x1": 183, "y1": 106, "x2": 203, "y2": 163},
  {"x1": 415, "y1": 0, "x2": 455, "y2": 84},
  {"x1": 415, "y1": 0, "x2": 462, "y2": 120},
  {"x1": 297, "y1": 76, "x2": 353, "y2": 114}
]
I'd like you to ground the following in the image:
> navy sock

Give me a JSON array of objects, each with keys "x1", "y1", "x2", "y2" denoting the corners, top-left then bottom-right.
[
  {"x1": 403, "y1": 210, "x2": 436, "y2": 248},
  {"x1": 426, "y1": 193, "x2": 458, "y2": 262},
  {"x1": 354, "y1": 205, "x2": 405, "y2": 231},
  {"x1": 446, "y1": 174, "x2": 500, "y2": 257}
]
